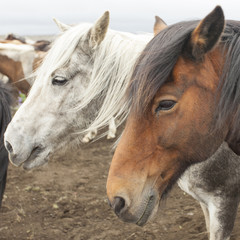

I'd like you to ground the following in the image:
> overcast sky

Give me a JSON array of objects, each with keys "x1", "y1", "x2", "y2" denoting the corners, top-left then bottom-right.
[{"x1": 1, "y1": 0, "x2": 240, "y2": 35}]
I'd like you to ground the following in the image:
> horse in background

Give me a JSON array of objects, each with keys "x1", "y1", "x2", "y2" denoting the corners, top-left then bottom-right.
[
  {"x1": 107, "y1": 6, "x2": 240, "y2": 239},
  {"x1": 0, "y1": 82, "x2": 12, "y2": 207},
  {"x1": 0, "y1": 38, "x2": 48, "y2": 95},
  {"x1": 5, "y1": 33, "x2": 51, "y2": 52},
  {"x1": 0, "y1": 41, "x2": 33, "y2": 94}
]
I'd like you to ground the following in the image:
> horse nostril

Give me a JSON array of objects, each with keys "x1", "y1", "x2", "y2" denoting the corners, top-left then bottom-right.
[
  {"x1": 5, "y1": 141, "x2": 13, "y2": 153},
  {"x1": 113, "y1": 196, "x2": 125, "y2": 216}
]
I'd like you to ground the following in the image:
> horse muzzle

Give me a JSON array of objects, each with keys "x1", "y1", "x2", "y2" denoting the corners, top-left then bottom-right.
[
  {"x1": 4, "y1": 134, "x2": 49, "y2": 170},
  {"x1": 108, "y1": 189, "x2": 159, "y2": 226}
]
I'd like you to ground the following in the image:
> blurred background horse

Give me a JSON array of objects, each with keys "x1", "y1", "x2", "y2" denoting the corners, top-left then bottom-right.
[{"x1": 0, "y1": 35, "x2": 50, "y2": 97}]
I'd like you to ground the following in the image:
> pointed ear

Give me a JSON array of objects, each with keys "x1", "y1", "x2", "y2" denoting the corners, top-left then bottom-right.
[
  {"x1": 154, "y1": 16, "x2": 167, "y2": 36},
  {"x1": 187, "y1": 6, "x2": 225, "y2": 60},
  {"x1": 53, "y1": 18, "x2": 70, "y2": 32},
  {"x1": 89, "y1": 11, "x2": 110, "y2": 48}
]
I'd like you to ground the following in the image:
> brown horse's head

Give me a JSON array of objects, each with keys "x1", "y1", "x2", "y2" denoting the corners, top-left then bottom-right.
[{"x1": 107, "y1": 6, "x2": 240, "y2": 226}]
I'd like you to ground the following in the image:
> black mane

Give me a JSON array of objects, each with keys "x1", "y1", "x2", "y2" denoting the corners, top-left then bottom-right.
[
  {"x1": 128, "y1": 20, "x2": 198, "y2": 114},
  {"x1": 218, "y1": 21, "x2": 240, "y2": 142},
  {"x1": 127, "y1": 19, "x2": 240, "y2": 142},
  {"x1": 0, "y1": 82, "x2": 12, "y2": 147},
  {"x1": 0, "y1": 81, "x2": 12, "y2": 207}
]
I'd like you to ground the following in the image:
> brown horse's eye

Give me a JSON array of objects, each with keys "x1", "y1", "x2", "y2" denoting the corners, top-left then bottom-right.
[{"x1": 155, "y1": 100, "x2": 176, "y2": 113}]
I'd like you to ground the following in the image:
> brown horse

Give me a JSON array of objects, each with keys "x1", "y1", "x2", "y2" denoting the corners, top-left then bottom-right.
[
  {"x1": 107, "y1": 6, "x2": 240, "y2": 228},
  {"x1": 5, "y1": 33, "x2": 51, "y2": 52},
  {"x1": 0, "y1": 39, "x2": 48, "y2": 95},
  {"x1": 0, "y1": 41, "x2": 31, "y2": 94}
]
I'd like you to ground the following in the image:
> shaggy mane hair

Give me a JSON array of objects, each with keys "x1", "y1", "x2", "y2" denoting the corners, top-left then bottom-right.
[{"x1": 128, "y1": 20, "x2": 240, "y2": 141}]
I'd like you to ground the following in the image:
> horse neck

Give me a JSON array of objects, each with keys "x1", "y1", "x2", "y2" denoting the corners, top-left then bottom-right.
[{"x1": 181, "y1": 142, "x2": 240, "y2": 179}]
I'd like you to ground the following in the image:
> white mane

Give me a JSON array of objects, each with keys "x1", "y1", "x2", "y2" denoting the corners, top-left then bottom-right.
[
  {"x1": 80, "y1": 29, "x2": 151, "y2": 135},
  {"x1": 32, "y1": 23, "x2": 152, "y2": 137}
]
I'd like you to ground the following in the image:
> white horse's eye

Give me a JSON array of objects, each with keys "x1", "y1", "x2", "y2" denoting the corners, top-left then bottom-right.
[{"x1": 52, "y1": 76, "x2": 68, "y2": 86}]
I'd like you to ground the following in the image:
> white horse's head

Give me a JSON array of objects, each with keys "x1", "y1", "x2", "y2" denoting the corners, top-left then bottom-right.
[{"x1": 4, "y1": 12, "x2": 150, "y2": 170}]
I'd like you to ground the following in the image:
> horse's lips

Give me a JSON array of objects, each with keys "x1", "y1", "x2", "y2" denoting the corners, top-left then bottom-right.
[
  {"x1": 21, "y1": 146, "x2": 48, "y2": 170},
  {"x1": 135, "y1": 194, "x2": 158, "y2": 226}
]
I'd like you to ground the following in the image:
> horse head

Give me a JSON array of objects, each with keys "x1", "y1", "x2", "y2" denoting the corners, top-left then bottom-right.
[{"x1": 107, "y1": 6, "x2": 240, "y2": 226}]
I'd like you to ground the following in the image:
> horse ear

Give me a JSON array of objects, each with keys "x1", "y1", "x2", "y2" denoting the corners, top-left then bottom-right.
[
  {"x1": 154, "y1": 16, "x2": 167, "y2": 36},
  {"x1": 89, "y1": 11, "x2": 110, "y2": 48},
  {"x1": 53, "y1": 18, "x2": 70, "y2": 32},
  {"x1": 187, "y1": 6, "x2": 225, "y2": 60}
]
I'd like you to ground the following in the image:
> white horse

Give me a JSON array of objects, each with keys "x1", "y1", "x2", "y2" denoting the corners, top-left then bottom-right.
[{"x1": 4, "y1": 12, "x2": 152, "y2": 169}]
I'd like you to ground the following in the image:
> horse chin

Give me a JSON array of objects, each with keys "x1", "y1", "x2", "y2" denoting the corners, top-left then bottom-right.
[{"x1": 22, "y1": 148, "x2": 51, "y2": 170}]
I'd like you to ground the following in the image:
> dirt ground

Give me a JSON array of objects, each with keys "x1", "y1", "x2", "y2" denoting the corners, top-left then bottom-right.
[{"x1": 1, "y1": 136, "x2": 240, "y2": 240}]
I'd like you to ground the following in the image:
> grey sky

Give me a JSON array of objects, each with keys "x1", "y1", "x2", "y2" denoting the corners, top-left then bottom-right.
[{"x1": 1, "y1": 0, "x2": 240, "y2": 35}]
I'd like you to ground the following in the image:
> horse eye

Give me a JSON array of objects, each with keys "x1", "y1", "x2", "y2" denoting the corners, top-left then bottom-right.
[
  {"x1": 155, "y1": 100, "x2": 176, "y2": 113},
  {"x1": 52, "y1": 76, "x2": 68, "y2": 86}
]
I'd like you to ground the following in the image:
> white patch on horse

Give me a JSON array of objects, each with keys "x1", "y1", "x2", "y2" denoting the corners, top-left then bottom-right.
[
  {"x1": 0, "y1": 73, "x2": 9, "y2": 84},
  {"x1": 178, "y1": 142, "x2": 240, "y2": 240}
]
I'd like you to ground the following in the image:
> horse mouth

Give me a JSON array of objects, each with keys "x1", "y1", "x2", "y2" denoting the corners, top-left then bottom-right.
[
  {"x1": 136, "y1": 194, "x2": 158, "y2": 226},
  {"x1": 22, "y1": 145, "x2": 49, "y2": 170}
]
